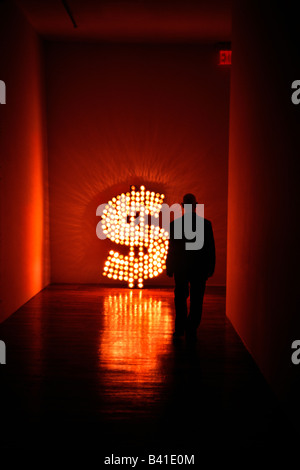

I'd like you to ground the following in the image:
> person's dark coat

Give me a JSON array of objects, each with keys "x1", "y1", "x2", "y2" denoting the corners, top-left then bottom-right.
[{"x1": 166, "y1": 213, "x2": 215, "y2": 279}]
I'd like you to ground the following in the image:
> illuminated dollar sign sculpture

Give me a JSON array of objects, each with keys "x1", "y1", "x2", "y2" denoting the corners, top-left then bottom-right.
[{"x1": 101, "y1": 185, "x2": 169, "y2": 288}]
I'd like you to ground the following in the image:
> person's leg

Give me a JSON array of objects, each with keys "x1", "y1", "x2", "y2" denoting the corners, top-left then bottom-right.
[
  {"x1": 173, "y1": 272, "x2": 189, "y2": 335},
  {"x1": 186, "y1": 277, "x2": 206, "y2": 338}
]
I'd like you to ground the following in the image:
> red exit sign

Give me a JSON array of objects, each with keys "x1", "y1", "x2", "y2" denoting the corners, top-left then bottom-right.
[{"x1": 219, "y1": 50, "x2": 232, "y2": 65}]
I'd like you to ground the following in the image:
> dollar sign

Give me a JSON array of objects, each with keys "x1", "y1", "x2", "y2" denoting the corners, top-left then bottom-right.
[{"x1": 101, "y1": 185, "x2": 169, "y2": 288}]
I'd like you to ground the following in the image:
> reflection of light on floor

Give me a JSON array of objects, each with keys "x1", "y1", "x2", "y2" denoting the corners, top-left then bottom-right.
[{"x1": 98, "y1": 289, "x2": 173, "y2": 401}]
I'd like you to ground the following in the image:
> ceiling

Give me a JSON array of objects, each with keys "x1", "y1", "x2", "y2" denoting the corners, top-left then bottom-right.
[{"x1": 15, "y1": 0, "x2": 232, "y2": 42}]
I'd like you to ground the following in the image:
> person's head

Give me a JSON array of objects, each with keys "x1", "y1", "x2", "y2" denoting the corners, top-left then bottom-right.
[{"x1": 182, "y1": 193, "x2": 197, "y2": 212}]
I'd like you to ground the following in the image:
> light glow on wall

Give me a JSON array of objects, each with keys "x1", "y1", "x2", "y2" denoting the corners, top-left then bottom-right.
[{"x1": 101, "y1": 185, "x2": 169, "y2": 288}]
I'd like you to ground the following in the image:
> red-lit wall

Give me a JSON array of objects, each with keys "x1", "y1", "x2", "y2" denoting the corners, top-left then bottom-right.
[
  {"x1": 45, "y1": 43, "x2": 230, "y2": 285},
  {"x1": 227, "y1": 2, "x2": 300, "y2": 416},
  {"x1": 0, "y1": 2, "x2": 50, "y2": 322}
]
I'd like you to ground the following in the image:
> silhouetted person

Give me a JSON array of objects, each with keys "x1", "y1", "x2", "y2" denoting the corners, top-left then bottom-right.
[{"x1": 166, "y1": 194, "x2": 215, "y2": 341}]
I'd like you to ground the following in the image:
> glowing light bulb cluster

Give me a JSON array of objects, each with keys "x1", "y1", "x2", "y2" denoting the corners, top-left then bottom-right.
[{"x1": 101, "y1": 185, "x2": 169, "y2": 288}]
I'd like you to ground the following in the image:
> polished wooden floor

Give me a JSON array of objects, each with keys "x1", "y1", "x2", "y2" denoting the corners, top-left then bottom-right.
[{"x1": 0, "y1": 285, "x2": 295, "y2": 452}]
